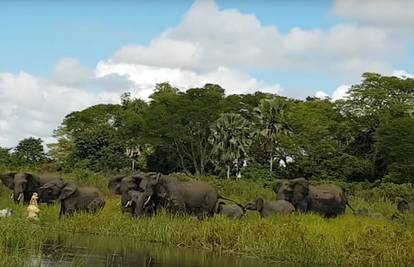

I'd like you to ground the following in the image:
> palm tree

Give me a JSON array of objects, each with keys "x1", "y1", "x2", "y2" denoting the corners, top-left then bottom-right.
[
  {"x1": 210, "y1": 113, "x2": 252, "y2": 179},
  {"x1": 254, "y1": 98, "x2": 291, "y2": 172}
]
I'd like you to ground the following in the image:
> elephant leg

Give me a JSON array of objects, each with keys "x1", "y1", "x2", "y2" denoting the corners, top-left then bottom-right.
[
  {"x1": 168, "y1": 198, "x2": 186, "y2": 214},
  {"x1": 59, "y1": 204, "x2": 66, "y2": 218},
  {"x1": 295, "y1": 200, "x2": 308, "y2": 212}
]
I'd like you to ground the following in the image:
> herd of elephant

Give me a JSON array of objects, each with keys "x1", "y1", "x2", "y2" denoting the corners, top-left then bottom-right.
[{"x1": 1, "y1": 172, "x2": 414, "y2": 219}]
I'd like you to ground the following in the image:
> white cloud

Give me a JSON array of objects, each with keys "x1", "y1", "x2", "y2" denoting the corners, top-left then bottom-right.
[
  {"x1": 315, "y1": 91, "x2": 329, "y2": 99},
  {"x1": 96, "y1": 61, "x2": 282, "y2": 98},
  {"x1": 332, "y1": 84, "x2": 351, "y2": 100},
  {"x1": 314, "y1": 84, "x2": 351, "y2": 101},
  {"x1": 0, "y1": 69, "x2": 128, "y2": 148},
  {"x1": 111, "y1": 0, "x2": 401, "y2": 79},
  {"x1": 333, "y1": 0, "x2": 414, "y2": 28},
  {"x1": 392, "y1": 70, "x2": 414, "y2": 79}
]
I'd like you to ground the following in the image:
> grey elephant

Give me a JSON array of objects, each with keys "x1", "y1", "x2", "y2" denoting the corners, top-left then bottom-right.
[
  {"x1": 216, "y1": 201, "x2": 245, "y2": 219},
  {"x1": 126, "y1": 190, "x2": 161, "y2": 216},
  {"x1": 0, "y1": 172, "x2": 56, "y2": 204},
  {"x1": 109, "y1": 172, "x2": 226, "y2": 218},
  {"x1": 40, "y1": 178, "x2": 105, "y2": 217},
  {"x1": 275, "y1": 178, "x2": 354, "y2": 217},
  {"x1": 108, "y1": 172, "x2": 160, "y2": 215},
  {"x1": 397, "y1": 199, "x2": 414, "y2": 213},
  {"x1": 245, "y1": 197, "x2": 295, "y2": 217}
]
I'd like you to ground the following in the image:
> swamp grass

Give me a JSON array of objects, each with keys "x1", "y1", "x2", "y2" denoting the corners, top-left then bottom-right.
[{"x1": 1, "y1": 173, "x2": 414, "y2": 266}]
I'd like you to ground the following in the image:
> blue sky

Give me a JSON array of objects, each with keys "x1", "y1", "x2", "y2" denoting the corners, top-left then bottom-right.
[
  {"x1": 0, "y1": 0, "x2": 413, "y2": 147},
  {"x1": 1, "y1": 1, "x2": 337, "y2": 72},
  {"x1": 1, "y1": 0, "x2": 352, "y2": 92}
]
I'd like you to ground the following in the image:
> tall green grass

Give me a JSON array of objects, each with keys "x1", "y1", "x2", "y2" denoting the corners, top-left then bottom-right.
[{"x1": 1, "y1": 172, "x2": 414, "y2": 266}]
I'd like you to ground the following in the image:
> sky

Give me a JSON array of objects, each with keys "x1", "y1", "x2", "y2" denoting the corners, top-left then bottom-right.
[{"x1": 0, "y1": 0, "x2": 413, "y2": 148}]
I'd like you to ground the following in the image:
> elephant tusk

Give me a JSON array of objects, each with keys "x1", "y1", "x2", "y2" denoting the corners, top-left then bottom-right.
[
  {"x1": 143, "y1": 196, "x2": 152, "y2": 206},
  {"x1": 10, "y1": 193, "x2": 14, "y2": 199},
  {"x1": 17, "y1": 193, "x2": 23, "y2": 202},
  {"x1": 125, "y1": 200, "x2": 132, "y2": 208}
]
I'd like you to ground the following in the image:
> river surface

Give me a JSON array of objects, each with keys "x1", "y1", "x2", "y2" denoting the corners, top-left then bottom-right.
[{"x1": 27, "y1": 233, "x2": 289, "y2": 267}]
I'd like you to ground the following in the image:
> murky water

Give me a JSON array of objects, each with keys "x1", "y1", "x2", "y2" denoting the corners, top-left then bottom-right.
[{"x1": 27, "y1": 233, "x2": 287, "y2": 267}]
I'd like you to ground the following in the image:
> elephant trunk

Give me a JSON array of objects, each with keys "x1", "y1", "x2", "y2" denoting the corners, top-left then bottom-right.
[
  {"x1": 134, "y1": 193, "x2": 152, "y2": 216},
  {"x1": 13, "y1": 190, "x2": 23, "y2": 204}
]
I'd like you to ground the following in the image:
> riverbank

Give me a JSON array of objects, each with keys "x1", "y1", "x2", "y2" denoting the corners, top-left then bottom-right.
[{"x1": 1, "y1": 174, "x2": 414, "y2": 266}]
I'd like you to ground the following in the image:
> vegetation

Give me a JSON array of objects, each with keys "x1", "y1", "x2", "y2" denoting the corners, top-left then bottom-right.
[
  {"x1": 0, "y1": 72, "x2": 413, "y2": 265},
  {"x1": 1, "y1": 73, "x2": 413, "y2": 183},
  {"x1": 1, "y1": 172, "x2": 414, "y2": 266}
]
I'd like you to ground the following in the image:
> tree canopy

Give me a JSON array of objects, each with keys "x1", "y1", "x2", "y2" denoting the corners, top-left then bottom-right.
[{"x1": 2, "y1": 72, "x2": 413, "y2": 183}]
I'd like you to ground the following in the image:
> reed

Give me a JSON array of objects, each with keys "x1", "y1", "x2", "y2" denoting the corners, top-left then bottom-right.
[{"x1": 1, "y1": 174, "x2": 414, "y2": 266}]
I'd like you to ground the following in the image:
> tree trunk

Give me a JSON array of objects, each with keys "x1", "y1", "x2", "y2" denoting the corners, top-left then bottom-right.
[
  {"x1": 270, "y1": 151, "x2": 273, "y2": 172},
  {"x1": 227, "y1": 165, "x2": 230, "y2": 180},
  {"x1": 132, "y1": 159, "x2": 135, "y2": 171}
]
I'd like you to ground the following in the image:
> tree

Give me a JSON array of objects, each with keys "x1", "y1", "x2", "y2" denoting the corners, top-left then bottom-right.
[
  {"x1": 254, "y1": 97, "x2": 291, "y2": 172},
  {"x1": 374, "y1": 116, "x2": 414, "y2": 183},
  {"x1": 50, "y1": 104, "x2": 131, "y2": 171},
  {"x1": 340, "y1": 73, "x2": 414, "y2": 180},
  {"x1": 0, "y1": 147, "x2": 12, "y2": 168},
  {"x1": 14, "y1": 137, "x2": 47, "y2": 165},
  {"x1": 210, "y1": 113, "x2": 253, "y2": 179},
  {"x1": 144, "y1": 83, "x2": 225, "y2": 175}
]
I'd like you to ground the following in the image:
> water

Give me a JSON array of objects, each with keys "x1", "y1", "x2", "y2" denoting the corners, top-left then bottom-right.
[{"x1": 27, "y1": 233, "x2": 286, "y2": 267}]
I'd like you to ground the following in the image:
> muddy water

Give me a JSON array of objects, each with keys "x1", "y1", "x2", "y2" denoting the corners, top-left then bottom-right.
[{"x1": 27, "y1": 233, "x2": 288, "y2": 267}]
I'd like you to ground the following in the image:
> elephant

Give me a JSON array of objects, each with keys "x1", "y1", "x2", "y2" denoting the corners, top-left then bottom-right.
[
  {"x1": 0, "y1": 172, "x2": 56, "y2": 204},
  {"x1": 40, "y1": 178, "x2": 105, "y2": 217},
  {"x1": 126, "y1": 189, "x2": 162, "y2": 216},
  {"x1": 216, "y1": 201, "x2": 245, "y2": 219},
  {"x1": 397, "y1": 199, "x2": 414, "y2": 213},
  {"x1": 275, "y1": 178, "x2": 354, "y2": 218},
  {"x1": 245, "y1": 197, "x2": 295, "y2": 217},
  {"x1": 109, "y1": 172, "x2": 222, "y2": 218},
  {"x1": 108, "y1": 172, "x2": 159, "y2": 215}
]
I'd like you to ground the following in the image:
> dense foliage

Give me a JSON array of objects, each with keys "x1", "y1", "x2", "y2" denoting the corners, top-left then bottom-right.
[{"x1": 1, "y1": 73, "x2": 413, "y2": 183}]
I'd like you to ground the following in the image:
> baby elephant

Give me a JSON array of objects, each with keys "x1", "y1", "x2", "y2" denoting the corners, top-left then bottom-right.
[
  {"x1": 397, "y1": 199, "x2": 414, "y2": 213},
  {"x1": 216, "y1": 201, "x2": 245, "y2": 219},
  {"x1": 245, "y1": 197, "x2": 295, "y2": 217},
  {"x1": 40, "y1": 178, "x2": 105, "y2": 217}
]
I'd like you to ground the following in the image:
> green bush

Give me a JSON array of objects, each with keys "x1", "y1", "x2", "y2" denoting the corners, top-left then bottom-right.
[{"x1": 241, "y1": 163, "x2": 276, "y2": 180}]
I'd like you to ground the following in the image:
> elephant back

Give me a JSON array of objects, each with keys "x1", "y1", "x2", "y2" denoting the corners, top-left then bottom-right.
[{"x1": 309, "y1": 184, "x2": 345, "y2": 202}]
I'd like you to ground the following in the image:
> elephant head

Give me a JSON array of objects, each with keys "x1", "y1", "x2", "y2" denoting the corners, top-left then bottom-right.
[
  {"x1": 0, "y1": 172, "x2": 16, "y2": 190},
  {"x1": 245, "y1": 197, "x2": 264, "y2": 212},
  {"x1": 129, "y1": 173, "x2": 164, "y2": 216},
  {"x1": 127, "y1": 189, "x2": 158, "y2": 216},
  {"x1": 276, "y1": 178, "x2": 309, "y2": 211},
  {"x1": 108, "y1": 172, "x2": 161, "y2": 215},
  {"x1": 1, "y1": 173, "x2": 43, "y2": 204},
  {"x1": 40, "y1": 178, "x2": 77, "y2": 202}
]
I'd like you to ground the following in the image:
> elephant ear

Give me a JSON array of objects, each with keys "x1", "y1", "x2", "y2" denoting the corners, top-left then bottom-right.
[
  {"x1": 151, "y1": 173, "x2": 162, "y2": 185},
  {"x1": 256, "y1": 197, "x2": 264, "y2": 211},
  {"x1": 108, "y1": 175, "x2": 125, "y2": 195},
  {"x1": 0, "y1": 172, "x2": 16, "y2": 189},
  {"x1": 59, "y1": 182, "x2": 77, "y2": 200},
  {"x1": 22, "y1": 173, "x2": 42, "y2": 190},
  {"x1": 291, "y1": 178, "x2": 309, "y2": 205}
]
